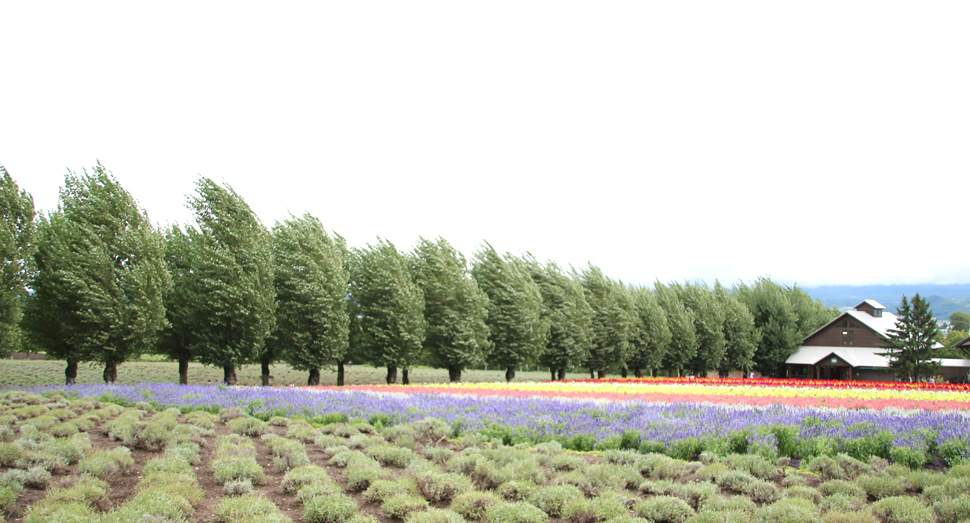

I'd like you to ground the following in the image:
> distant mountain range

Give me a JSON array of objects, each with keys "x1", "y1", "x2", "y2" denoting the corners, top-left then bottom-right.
[{"x1": 803, "y1": 284, "x2": 970, "y2": 321}]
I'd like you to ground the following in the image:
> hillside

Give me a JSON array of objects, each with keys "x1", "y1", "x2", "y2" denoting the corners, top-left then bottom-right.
[{"x1": 804, "y1": 284, "x2": 970, "y2": 320}]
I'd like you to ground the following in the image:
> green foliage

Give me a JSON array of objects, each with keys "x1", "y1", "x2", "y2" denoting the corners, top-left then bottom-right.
[
  {"x1": 949, "y1": 312, "x2": 970, "y2": 333},
  {"x1": 452, "y1": 490, "x2": 503, "y2": 520},
  {"x1": 382, "y1": 493, "x2": 430, "y2": 519},
  {"x1": 214, "y1": 492, "x2": 294, "y2": 523},
  {"x1": 656, "y1": 282, "x2": 697, "y2": 374},
  {"x1": 78, "y1": 447, "x2": 135, "y2": 478},
  {"x1": 175, "y1": 178, "x2": 276, "y2": 384},
  {"x1": 807, "y1": 455, "x2": 845, "y2": 481},
  {"x1": 755, "y1": 498, "x2": 821, "y2": 523},
  {"x1": 817, "y1": 480, "x2": 867, "y2": 501},
  {"x1": 528, "y1": 259, "x2": 594, "y2": 379},
  {"x1": 527, "y1": 484, "x2": 583, "y2": 517},
  {"x1": 733, "y1": 277, "x2": 837, "y2": 376},
  {"x1": 0, "y1": 166, "x2": 35, "y2": 358},
  {"x1": 716, "y1": 282, "x2": 761, "y2": 376},
  {"x1": 349, "y1": 238, "x2": 426, "y2": 377},
  {"x1": 855, "y1": 474, "x2": 907, "y2": 500},
  {"x1": 626, "y1": 286, "x2": 671, "y2": 378},
  {"x1": 563, "y1": 495, "x2": 629, "y2": 522},
  {"x1": 483, "y1": 501, "x2": 548, "y2": 523},
  {"x1": 411, "y1": 237, "x2": 491, "y2": 381},
  {"x1": 473, "y1": 245, "x2": 548, "y2": 379},
  {"x1": 413, "y1": 468, "x2": 473, "y2": 502},
  {"x1": 723, "y1": 453, "x2": 776, "y2": 480},
  {"x1": 228, "y1": 416, "x2": 269, "y2": 436},
  {"x1": 938, "y1": 438, "x2": 970, "y2": 466},
  {"x1": 677, "y1": 282, "x2": 727, "y2": 375},
  {"x1": 366, "y1": 443, "x2": 420, "y2": 467},
  {"x1": 24, "y1": 163, "x2": 170, "y2": 382},
  {"x1": 869, "y1": 496, "x2": 935, "y2": 523},
  {"x1": 0, "y1": 483, "x2": 20, "y2": 512},
  {"x1": 304, "y1": 493, "x2": 359, "y2": 523},
  {"x1": 281, "y1": 464, "x2": 331, "y2": 494},
  {"x1": 889, "y1": 446, "x2": 927, "y2": 470},
  {"x1": 272, "y1": 214, "x2": 350, "y2": 383},
  {"x1": 933, "y1": 494, "x2": 970, "y2": 523},
  {"x1": 581, "y1": 264, "x2": 636, "y2": 375},
  {"x1": 879, "y1": 294, "x2": 940, "y2": 382},
  {"x1": 364, "y1": 478, "x2": 421, "y2": 503},
  {"x1": 631, "y1": 495, "x2": 695, "y2": 522},
  {"x1": 23, "y1": 500, "x2": 100, "y2": 523},
  {"x1": 405, "y1": 508, "x2": 467, "y2": 523}
]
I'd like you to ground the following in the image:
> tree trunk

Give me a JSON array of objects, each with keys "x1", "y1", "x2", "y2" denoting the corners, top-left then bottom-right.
[
  {"x1": 65, "y1": 359, "x2": 78, "y2": 386},
  {"x1": 223, "y1": 365, "x2": 237, "y2": 386},
  {"x1": 336, "y1": 362, "x2": 345, "y2": 386},
  {"x1": 308, "y1": 368, "x2": 320, "y2": 386},
  {"x1": 550, "y1": 368, "x2": 556, "y2": 381},
  {"x1": 178, "y1": 358, "x2": 189, "y2": 385},
  {"x1": 589, "y1": 369, "x2": 595, "y2": 379},
  {"x1": 448, "y1": 365, "x2": 462, "y2": 383},
  {"x1": 621, "y1": 367, "x2": 628, "y2": 378},
  {"x1": 103, "y1": 360, "x2": 118, "y2": 383},
  {"x1": 260, "y1": 356, "x2": 271, "y2": 386},
  {"x1": 505, "y1": 366, "x2": 515, "y2": 382},
  {"x1": 386, "y1": 366, "x2": 398, "y2": 384},
  {"x1": 634, "y1": 367, "x2": 643, "y2": 378},
  {"x1": 557, "y1": 368, "x2": 565, "y2": 381},
  {"x1": 597, "y1": 370, "x2": 605, "y2": 379},
  {"x1": 402, "y1": 368, "x2": 410, "y2": 385}
]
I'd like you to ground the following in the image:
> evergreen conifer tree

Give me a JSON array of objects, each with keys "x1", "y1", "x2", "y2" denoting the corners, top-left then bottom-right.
[{"x1": 880, "y1": 294, "x2": 940, "y2": 382}]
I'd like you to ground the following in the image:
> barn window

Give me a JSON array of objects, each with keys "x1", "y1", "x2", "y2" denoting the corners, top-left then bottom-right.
[{"x1": 842, "y1": 330, "x2": 854, "y2": 346}]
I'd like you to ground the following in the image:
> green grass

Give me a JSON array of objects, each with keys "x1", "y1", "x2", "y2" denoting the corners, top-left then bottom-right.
[{"x1": 0, "y1": 359, "x2": 589, "y2": 387}]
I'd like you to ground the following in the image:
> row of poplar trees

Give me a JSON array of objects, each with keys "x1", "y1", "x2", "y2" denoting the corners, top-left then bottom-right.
[{"x1": 0, "y1": 164, "x2": 839, "y2": 386}]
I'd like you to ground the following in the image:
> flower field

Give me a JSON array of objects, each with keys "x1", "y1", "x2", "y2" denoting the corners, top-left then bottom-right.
[
  {"x1": 4, "y1": 379, "x2": 970, "y2": 522},
  {"x1": 324, "y1": 378, "x2": 970, "y2": 411}
]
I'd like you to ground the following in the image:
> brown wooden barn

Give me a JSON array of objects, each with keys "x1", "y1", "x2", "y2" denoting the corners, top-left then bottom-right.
[{"x1": 785, "y1": 300, "x2": 970, "y2": 382}]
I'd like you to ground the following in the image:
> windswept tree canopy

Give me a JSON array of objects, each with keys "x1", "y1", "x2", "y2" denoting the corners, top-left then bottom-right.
[
  {"x1": 348, "y1": 238, "x2": 425, "y2": 383},
  {"x1": 410, "y1": 237, "x2": 490, "y2": 382},
  {"x1": 272, "y1": 214, "x2": 350, "y2": 386},
  {"x1": 473, "y1": 244, "x2": 548, "y2": 381},
  {"x1": 180, "y1": 178, "x2": 276, "y2": 385},
  {"x1": 0, "y1": 166, "x2": 35, "y2": 357},
  {"x1": 24, "y1": 164, "x2": 170, "y2": 383}
]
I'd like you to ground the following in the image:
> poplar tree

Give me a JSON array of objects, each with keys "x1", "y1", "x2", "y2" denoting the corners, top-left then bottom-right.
[
  {"x1": 472, "y1": 244, "x2": 548, "y2": 382},
  {"x1": 627, "y1": 286, "x2": 671, "y2": 378},
  {"x1": 25, "y1": 164, "x2": 169, "y2": 383},
  {"x1": 0, "y1": 167, "x2": 35, "y2": 357},
  {"x1": 181, "y1": 178, "x2": 275, "y2": 385},
  {"x1": 271, "y1": 214, "x2": 349, "y2": 386},
  {"x1": 410, "y1": 237, "x2": 490, "y2": 383},
  {"x1": 655, "y1": 282, "x2": 696, "y2": 376},
  {"x1": 527, "y1": 258, "x2": 592, "y2": 380},
  {"x1": 880, "y1": 294, "x2": 940, "y2": 382},
  {"x1": 734, "y1": 277, "x2": 837, "y2": 376},
  {"x1": 348, "y1": 238, "x2": 425, "y2": 384},
  {"x1": 580, "y1": 264, "x2": 636, "y2": 378},
  {"x1": 715, "y1": 281, "x2": 759, "y2": 377},
  {"x1": 678, "y1": 282, "x2": 726, "y2": 376},
  {"x1": 157, "y1": 225, "x2": 196, "y2": 384}
]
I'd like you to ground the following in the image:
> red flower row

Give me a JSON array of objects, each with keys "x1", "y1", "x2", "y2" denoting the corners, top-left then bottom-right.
[{"x1": 562, "y1": 377, "x2": 970, "y2": 391}]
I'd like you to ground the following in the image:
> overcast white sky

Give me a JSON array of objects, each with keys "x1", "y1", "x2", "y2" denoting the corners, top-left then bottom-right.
[{"x1": 2, "y1": 2, "x2": 968, "y2": 288}]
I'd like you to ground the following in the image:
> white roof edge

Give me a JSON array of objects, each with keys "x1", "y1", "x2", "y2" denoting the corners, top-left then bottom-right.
[{"x1": 862, "y1": 299, "x2": 886, "y2": 309}]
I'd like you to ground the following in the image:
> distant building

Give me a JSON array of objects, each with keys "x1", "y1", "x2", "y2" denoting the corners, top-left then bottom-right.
[{"x1": 785, "y1": 300, "x2": 970, "y2": 382}]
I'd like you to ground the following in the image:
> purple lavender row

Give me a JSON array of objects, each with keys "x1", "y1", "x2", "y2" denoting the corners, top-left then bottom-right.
[{"x1": 19, "y1": 383, "x2": 970, "y2": 458}]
